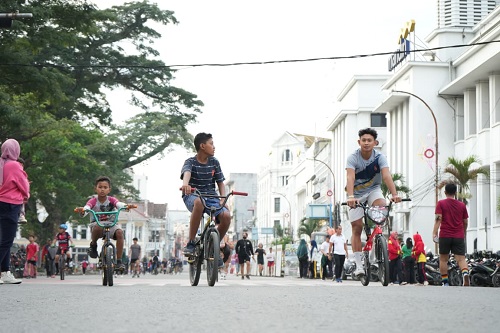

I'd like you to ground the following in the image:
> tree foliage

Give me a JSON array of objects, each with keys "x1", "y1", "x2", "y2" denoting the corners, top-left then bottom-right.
[
  {"x1": 297, "y1": 219, "x2": 320, "y2": 240},
  {"x1": 439, "y1": 156, "x2": 489, "y2": 204},
  {"x1": 0, "y1": 0, "x2": 203, "y2": 240}
]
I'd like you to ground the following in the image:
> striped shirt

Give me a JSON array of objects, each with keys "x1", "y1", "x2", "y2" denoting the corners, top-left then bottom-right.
[
  {"x1": 346, "y1": 149, "x2": 388, "y2": 197},
  {"x1": 180, "y1": 156, "x2": 225, "y2": 195}
]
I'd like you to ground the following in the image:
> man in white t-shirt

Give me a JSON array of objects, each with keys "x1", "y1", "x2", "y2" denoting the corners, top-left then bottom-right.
[{"x1": 329, "y1": 225, "x2": 349, "y2": 283}]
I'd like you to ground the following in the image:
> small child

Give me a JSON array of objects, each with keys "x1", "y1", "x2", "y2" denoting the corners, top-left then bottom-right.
[
  {"x1": 24, "y1": 235, "x2": 39, "y2": 278},
  {"x1": 79, "y1": 176, "x2": 128, "y2": 271}
]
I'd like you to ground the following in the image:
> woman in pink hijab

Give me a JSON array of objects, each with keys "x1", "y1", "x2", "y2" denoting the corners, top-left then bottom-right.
[{"x1": 0, "y1": 139, "x2": 30, "y2": 284}]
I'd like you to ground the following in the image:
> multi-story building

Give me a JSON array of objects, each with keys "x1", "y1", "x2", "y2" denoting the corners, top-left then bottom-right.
[{"x1": 226, "y1": 173, "x2": 257, "y2": 241}]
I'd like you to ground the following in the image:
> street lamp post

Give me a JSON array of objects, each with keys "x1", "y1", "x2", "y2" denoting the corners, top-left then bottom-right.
[
  {"x1": 307, "y1": 158, "x2": 338, "y2": 227},
  {"x1": 392, "y1": 90, "x2": 439, "y2": 253},
  {"x1": 272, "y1": 192, "x2": 290, "y2": 278}
]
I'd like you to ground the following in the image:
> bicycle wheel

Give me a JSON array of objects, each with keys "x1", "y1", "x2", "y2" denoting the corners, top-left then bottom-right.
[
  {"x1": 101, "y1": 248, "x2": 108, "y2": 286},
  {"x1": 106, "y1": 246, "x2": 114, "y2": 287},
  {"x1": 59, "y1": 256, "x2": 65, "y2": 280},
  {"x1": 360, "y1": 251, "x2": 371, "y2": 286},
  {"x1": 206, "y1": 231, "x2": 220, "y2": 287},
  {"x1": 189, "y1": 244, "x2": 202, "y2": 286},
  {"x1": 376, "y1": 236, "x2": 390, "y2": 286}
]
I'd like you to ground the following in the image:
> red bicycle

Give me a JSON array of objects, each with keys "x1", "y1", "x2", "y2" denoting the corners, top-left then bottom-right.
[{"x1": 343, "y1": 198, "x2": 411, "y2": 286}]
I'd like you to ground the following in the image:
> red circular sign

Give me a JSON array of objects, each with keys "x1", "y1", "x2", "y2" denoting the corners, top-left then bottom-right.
[
  {"x1": 424, "y1": 148, "x2": 434, "y2": 159},
  {"x1": 327, "y1": 190, "x2": 333, "y2": 197}
]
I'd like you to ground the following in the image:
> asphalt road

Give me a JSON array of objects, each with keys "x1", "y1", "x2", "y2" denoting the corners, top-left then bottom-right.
[{"x1": 1, "y1": 270, "x2": 498, "y2": 333}]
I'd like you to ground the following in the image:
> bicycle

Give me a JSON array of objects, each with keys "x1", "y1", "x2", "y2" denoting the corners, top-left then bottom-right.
[
  {"x1": 342, "y1": 198, "x2": 411, "y2": 286},
  {"x1": 182, "y1": 188, "x2": 248, "y2": 287},
  {"x1": 74, "y1": 204, "x2": 137, "y2": 287}
]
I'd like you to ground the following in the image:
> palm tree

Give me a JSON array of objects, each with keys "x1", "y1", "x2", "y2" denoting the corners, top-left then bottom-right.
[
  {"x1": 297, "y1": 218, "x2": 320, "y2": 240},
  {"x1": 438, "y1": 156, "x2": 489, "y2": 204},
  {"x1": 381, "y1": 173, "x2": 411, "y2": 199}
]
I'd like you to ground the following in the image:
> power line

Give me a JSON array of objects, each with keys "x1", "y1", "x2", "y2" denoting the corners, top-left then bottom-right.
[{"x1": 0, "y1": 40, "x2": 499, "y2": 70}]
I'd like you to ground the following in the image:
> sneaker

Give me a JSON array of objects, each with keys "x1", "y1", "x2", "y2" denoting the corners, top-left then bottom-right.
[
  {"x1": 463, "y1": 274, "x2": 470, "y2": 286},
  {"x1": 87, "y1": 242, "x2": 98, "y2": 259},
  {"x1": 389, "y1": 282, "x2": 394, "y2": 286},
  {"x1": 423, "y1": 281, "x2": 429, "y2": 286},
  {"x1": 246, "y1": 274, "x2": 250, "y2": 280},
  {"x1": 401, "y1": 282, "x2": 408, "y2": 285},
  {"x1": 1, "y1": 271, "x2": 22, "y2": 284},
  {"x1": 18, "y1": 215, "x2": 27, "y2": 224},
  {"x1": 442, "y1": 282, "x2": 450, "y2": 286},
  {"x1": 183, "y1": 241, "x2": 196, "y2": 256},
  {"x1": 241, "y1": 275, "x2": 244, "y2": 280},
  {"x1": 415, "y1": 283, "x2": 424, "y2": 286},
  {"x1": 353, "y1": 267, "x2": 365, "y2": 276}
]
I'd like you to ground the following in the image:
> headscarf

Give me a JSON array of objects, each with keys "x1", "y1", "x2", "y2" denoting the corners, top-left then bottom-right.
[
  {"x1": 390, "y1": 231, "x2": 398, "y2": 240},
  {"x1": 297, "y1": 239, "x2": 308, "y2": 258},
  {"x1": 0, "y1": 139, "x2": 21, "y2": 186},
  {"x1": 310, "y1": 240, "x2": 318, "y2": 258},
  {"x1": 405, "y1": 237, "x2": 413, "y2": 250}
]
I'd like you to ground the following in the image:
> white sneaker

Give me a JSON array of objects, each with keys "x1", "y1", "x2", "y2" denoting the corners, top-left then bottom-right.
[
  {"x1": 1, "y1": 271, "x2": 22, "y2": 284},
  {"x1": 423, "y1": 281, "x2": 429, "y2": 286},
  {"x1": 353, "y1": 267, "x2": 365, "y2": 276}
]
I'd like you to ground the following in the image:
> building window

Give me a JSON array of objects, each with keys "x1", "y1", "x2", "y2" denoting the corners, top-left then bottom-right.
[
  {"x1": 282, "y1": 149, "x2": 292, "y2": 164},
  {"x1": 73, "y1": 229, "x2": 77, "y2": 239},
  {"x1": 280, "y1": 175, "x2": 288, "y2": 186},
  {"x1": 274, "y1": 197, "x2": 280, "y2": 213},
  {"x1": 371, "y1": 113, "x2": 387, "y2": 127},
  {"x1": 80, "y1": 229, "x2": 87, "y2": 240}
]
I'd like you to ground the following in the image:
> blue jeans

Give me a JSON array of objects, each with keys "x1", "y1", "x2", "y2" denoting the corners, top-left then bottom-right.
[{"x1": 0, "y1": 202, "x2": 21, "y2": 272}]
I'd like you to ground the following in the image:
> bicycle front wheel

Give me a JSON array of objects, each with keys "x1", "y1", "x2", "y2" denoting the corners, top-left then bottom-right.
[
  {"x1": 206, "y1": 231, "x2": 220, "y2": 287},
  {"x1": 376, "y1": 236, "x2": 390, "y2": 286},
  {"x1": 59, "y1": 256, "x2": 65, "y2": 280},
  {"x1": 360, "y1": 251, "x2": 371, "y2": 286},
  {"x1": 106, "y1": 246, "x2": 114, "y2": 287},
  {"x1": 189, "y1": 244, "x2": 202, "y2": 286}
]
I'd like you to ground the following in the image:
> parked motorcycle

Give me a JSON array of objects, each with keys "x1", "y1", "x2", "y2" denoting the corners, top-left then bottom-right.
[
  {"x1": 469, "y1": 258, "x2": 498, "y2": 287},
  {"x1": 342, "y1": 258, "x2": 356, "y2": 280},
  {"x1": 424, "y1": 253, "x2": 462, "y2": 286}
]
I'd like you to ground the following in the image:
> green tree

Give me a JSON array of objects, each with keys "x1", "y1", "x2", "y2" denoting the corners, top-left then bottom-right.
[
  {"x1": 0, "y1": 1, "x2": 203, "y2": 240},
  {"x1": 381, "y1": 173, "x2": 411, "y2": 199},
  {"x1": 439, "y1": 156, "x2": 490, "y2": 204},
  {"x1": 297, "y1": 218, "x2": 320, "y2": 240}
]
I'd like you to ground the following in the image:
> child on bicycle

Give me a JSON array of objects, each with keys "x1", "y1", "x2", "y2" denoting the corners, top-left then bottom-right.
[
  {"x1": 180, "y1": 132, "x2": 231, "y2": 267},
  {"x1": 52, "y1": 224, "x2": 74, "y2": 275},
  {"x1": 345, "y1": 128, "x2": 401, "y2": 277},
  {"x1": 79, "y1": 176, "x2": 127, "y2": 271}
]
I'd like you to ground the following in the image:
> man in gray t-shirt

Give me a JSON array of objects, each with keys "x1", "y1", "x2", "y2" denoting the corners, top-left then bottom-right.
[
  {"x1": 345, "y1": 128, "x2": 401, "y2": 277},
  {"x1": 129, "y1": 237, "x2": 141, "y2": 277}
]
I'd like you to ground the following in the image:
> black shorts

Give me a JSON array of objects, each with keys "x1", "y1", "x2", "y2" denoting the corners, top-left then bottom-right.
[
  {"x1": 222, "y1": 246, "x2": 231, "y2": 263},
  {"x1": 257, "y1": 257, "x2": 264, "y2": 265},
  {"x1": 238, "y1": 254, "x2": 250, "y2": 265},
  {"x1": 439, "y1": 237, "x2": 465, "y2": 255},
  {"x1": 130, "y1": 258, "x2": 139, "y2": 264}
]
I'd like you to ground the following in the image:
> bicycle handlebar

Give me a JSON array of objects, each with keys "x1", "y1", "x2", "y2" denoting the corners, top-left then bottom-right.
[
  {"x1": 341, "y1": 198, "x2": 411, "y2": 206},
  {"x1": 179, "y1": 188, "x2": 248, "y2": 211},
  {"x1": 74, "y1": 205, "x2": 137, "y2": 227}
]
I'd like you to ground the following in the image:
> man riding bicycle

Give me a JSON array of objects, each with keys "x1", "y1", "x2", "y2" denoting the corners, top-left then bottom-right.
[
  {"x1": 180, "y1": 133, "x2": 231, "y2": 268},
  {"x1": 52, "y1": 224, "x2": 74, "y2": 276},
  {"x1": 346, "y1": 128, "x2": 401, "y2": 277}
]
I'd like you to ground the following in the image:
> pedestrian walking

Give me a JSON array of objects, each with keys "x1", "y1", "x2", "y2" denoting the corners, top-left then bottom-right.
[
  {"x1": 432, "y1": 183, "x2": 470, "y2": 286},
  {"x1": 388, "y1": 231, "x2": 403, "y2": 285},
  {"x1": 81, "y1": 257, "x2": 89, "y2": 275},
  {"x1": 0, "y1": 139, "x2": 30, "y2": 284},
  {"x1": 401, "y1": 237, "x2": 415, "y2": 285},
  {"x1": 266, "y1": 248, "x2": 275, "y2": 276},
  {"x1": 329, "y1": 225, "x2": 348, "y2": 283},
  {"x1": 319, "y1": 235, "x2": 332, "y2": 280},
  {"x1": 255, "y1": 243, "x2": 266, "y2": 276},
  {"x1": 235, "y1": 232, "x2": 254, "y2": 279},
  {"x1": 296, "y1": 239, "x2": 309, "y2": 278}
]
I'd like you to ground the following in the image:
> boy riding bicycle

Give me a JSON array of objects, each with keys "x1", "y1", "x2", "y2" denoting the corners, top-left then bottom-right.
[
  {"x1": 80, "y1": 176, "x2": 127, "y2": 271},
  {"x1": 52, "y1": 224, "x2": 74, "y2": 276},
  {"x1": 180, "y1": 132, "x2": 231, "y2": 267},
  {"x1": 346, "y1": 128, "x2": 401, "y2": 276}
]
